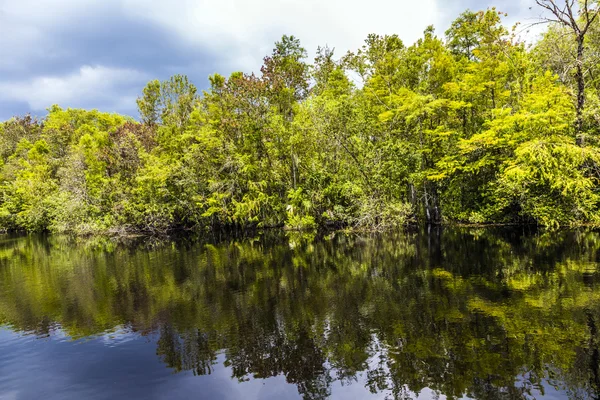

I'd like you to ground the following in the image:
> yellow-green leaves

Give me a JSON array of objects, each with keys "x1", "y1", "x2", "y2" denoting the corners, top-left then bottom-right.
[{"x1": 1, "y1": 10, "x2": 600, "y2": 233}]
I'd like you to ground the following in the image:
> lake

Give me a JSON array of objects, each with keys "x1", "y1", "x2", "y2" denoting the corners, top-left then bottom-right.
[{"x1": 1, "y1": 228, "x2": 599, "y2": 399}]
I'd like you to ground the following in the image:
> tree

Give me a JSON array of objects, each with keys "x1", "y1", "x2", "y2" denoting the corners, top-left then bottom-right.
[
  {"x1": 534, "y1": 0, "x2": 600, "y2": 145},
  {"x1": 312, "y1": 45, "x2": 337, "y2": 96},
  {"x1": 261, "y1": 35, "x2": 310, "y2": 190},
  {"x1": 446, "y1": 10, "x2": 482, "y2": 60},
  {"x1": 261, "y1": 35, "x2": 310, "y2": 119},
  {"x1": 136, "y1": 80, "x2": 161, "y2": 126},
  {"x1": 136, "y1": 75, "x2": 198, "y2": 130}
]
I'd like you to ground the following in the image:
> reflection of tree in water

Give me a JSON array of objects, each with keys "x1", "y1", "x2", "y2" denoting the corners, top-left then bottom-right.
[
  {"x1": 157, "y1": 324, "x2": 218, "y2": 376},
  {"x1": 3, "y1": 229, "x2": 600, "y2": 399}
]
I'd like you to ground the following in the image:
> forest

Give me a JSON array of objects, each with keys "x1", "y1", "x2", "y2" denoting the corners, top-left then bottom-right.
[{"x1": 1, "y1": 2, "x2": 600, "y2": 235}]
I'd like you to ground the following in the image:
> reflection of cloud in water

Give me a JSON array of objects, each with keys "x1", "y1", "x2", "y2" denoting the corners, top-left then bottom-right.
[
  {"x1": 0, "y1": 391, "x2": 18, "y2": 400},
  {"x1": 100, "y1": 326, "x2": 141, "y2": 347},
  {"x1": 1, "y1": 229, "x2": 600, "y2": 399}
]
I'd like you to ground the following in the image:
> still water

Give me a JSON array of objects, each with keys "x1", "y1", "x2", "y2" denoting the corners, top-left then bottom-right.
[{"x1": 1, "y1": 228, "x2": 600, "y2": 399}]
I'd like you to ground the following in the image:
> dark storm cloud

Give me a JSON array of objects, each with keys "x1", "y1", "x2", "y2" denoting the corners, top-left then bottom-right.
[
  {"x1": 0, "y1": 1, "x2": 220, "y2": 119},
  {"x1": 0, "y1": 99, "x2": 30, "y2": 119},
  {"x1": 48, "y1": 12, "x2": 216, "y2": 80}
]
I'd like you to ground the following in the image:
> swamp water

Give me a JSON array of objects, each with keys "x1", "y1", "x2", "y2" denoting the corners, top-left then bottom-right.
[{"x1": 1, "y1": 228, "x2": 600, "y2": 399}]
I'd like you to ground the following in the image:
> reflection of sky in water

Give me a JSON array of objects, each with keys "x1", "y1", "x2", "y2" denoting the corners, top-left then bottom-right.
[
  {"x1": 0, "y1": 328, "x2": 570, "y2": 400},
  {"x1": 0, "y1": 328, "x2": 362, "y2": 399},
  {"x1": 0, "y1": 328, "x2": 298, "y2": 400},
  {"x1": 1, "y1": 229, "x2": 599, "y2": 399}
]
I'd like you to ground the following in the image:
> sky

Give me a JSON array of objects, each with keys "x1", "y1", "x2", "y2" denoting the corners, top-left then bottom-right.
[{"x1": 0, "y1": 0, "x2": 542, "y2": 120}]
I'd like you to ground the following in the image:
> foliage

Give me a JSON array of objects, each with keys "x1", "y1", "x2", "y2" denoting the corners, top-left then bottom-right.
[{"x1": 2, "y1": 7, "x2": 600, "y2": 234}]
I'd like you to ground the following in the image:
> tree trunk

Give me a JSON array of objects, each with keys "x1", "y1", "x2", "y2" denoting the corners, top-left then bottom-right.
[
  {"x1": 587, "y1": 311, "x2": 600, "y2": 398},
  {"x1": 576, "y1": 36, "x2": 586, "y2": 146},
  {"x1": 291, "y1": 149, "x2": 297, "y2": 189},
  {"x1": 423, "y1": 184, "x2": 431, "y2": 223},
  {"x1": 423, "y1": 182, "x2": 441, "y2": 225}
]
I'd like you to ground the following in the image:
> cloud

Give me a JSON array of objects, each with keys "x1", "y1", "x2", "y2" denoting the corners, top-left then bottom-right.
[
  {"x1": 0, "y1": 0, "x2": 538, "y2": 120},
  {"x1": 0, "y1": 65, "x2": 148, "y2": 113},
  {"x1": 437, "y1": 0, "x2": 546, "y2": 42},
  {"x1": 121, "y1": 0, "x2": 440, "y2": 70}
]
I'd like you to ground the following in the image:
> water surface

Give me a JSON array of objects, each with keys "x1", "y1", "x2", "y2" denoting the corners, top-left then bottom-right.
[{"x1": 1, "y1": 228, "x2": 599, "y2": 399}]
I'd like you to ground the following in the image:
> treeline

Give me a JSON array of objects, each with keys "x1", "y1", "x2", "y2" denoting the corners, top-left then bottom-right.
[{"x1": 2, "y1": 6, "x2": 600, "y2": 235}]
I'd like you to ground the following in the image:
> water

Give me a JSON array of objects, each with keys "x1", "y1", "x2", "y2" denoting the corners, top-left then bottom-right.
[{"x1": 0, "y1": 228, "x2": 599, "y2": 400}]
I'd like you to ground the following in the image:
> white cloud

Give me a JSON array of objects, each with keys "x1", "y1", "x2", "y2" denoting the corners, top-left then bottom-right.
[
  {"x1": 0, "y1": 65, "x2": 148, "y2": 111},
  {"x1": 2, "y1": 0, "x2": 441, "y2": 71},
  {"x1": 120, "y1": 0, "x2": 440, "y2": 71}
]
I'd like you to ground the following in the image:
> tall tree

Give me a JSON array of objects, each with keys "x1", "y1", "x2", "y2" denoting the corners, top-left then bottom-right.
[
  {"x1": 535, "y1": 0, "x2": 599, "y2": 145},
  {"x1": 136, "y1": 80, "x2": 161, "y2": 126},
  {"x1": 136, "y1": 75, "x2": 198, "y2": 131},
  {"x1": 261, "y1": 35, "x2": 310, "y2": 189},
  {"x1": 261, "y1": 35, "x2": 310, "y2": 120}
]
